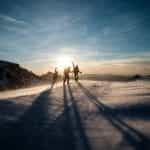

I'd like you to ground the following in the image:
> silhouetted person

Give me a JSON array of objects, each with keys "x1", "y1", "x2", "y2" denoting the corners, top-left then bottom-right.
[
  {"x1": 63, "y1": 67, "x2": 71, "y2": 84},
  {"x1": 72, "y1": 62, "x2": 82, "y2": 81},
  {"x1": 52, "y1": 67, "x2": 58, "y2": 84}
]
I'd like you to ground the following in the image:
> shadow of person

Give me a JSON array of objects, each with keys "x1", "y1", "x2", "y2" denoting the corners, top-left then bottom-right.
[
  {"x1": 0, "y1": 87, "x2": 53, "y2": 150},
  {"x1": 110, "y1": 102, "x2": 150, "y2": 120},
  {"x1": 67, "y1": 83, "x2": 91, "y2": 150},
  {"x1": 62, "y1": 82, "x2": 76, "y2": 150},
  {"x1": 0, "y1": 85, "x2": 75, "y2": 150},
  {"x1": 77, "y1": 81, "x2": 150, "y2": 150}
]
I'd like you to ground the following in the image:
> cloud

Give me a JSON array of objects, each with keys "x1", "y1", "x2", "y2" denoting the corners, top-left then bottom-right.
[
  {"x1": 0, "y1": 13, "x2": 30, "y2": 35},
  {"x1": 0, "y1": 14, "x2": 27, "y2": 26}
]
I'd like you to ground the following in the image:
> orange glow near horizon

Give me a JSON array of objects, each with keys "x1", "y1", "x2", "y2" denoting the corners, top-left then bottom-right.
[{"x1": 22, "y1": 59, "x2": 150, "y2": 76}]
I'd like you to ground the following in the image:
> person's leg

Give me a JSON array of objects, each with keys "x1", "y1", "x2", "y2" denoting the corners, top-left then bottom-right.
[
  {"x1": 74, "y1": 73, "x2": 76, "y2": 80},
  {"x1": 53, "y1": 77, "x2": 57, "y2": 83},
  {"x1": 67, "y1": 75, "x2": 70, "y2": 84},
  {"x1": 74, "y1": 72, "x2": 77, "y2": 80},
  {"x1": 52, "y1": 80, "x2": 55, "y2": 85},
  {"x1": 64, "y1": 76, "x2": 66, "y2": 83},
  {"x1": 76, "y1": 73, "x2": 79, "y2": 81}
]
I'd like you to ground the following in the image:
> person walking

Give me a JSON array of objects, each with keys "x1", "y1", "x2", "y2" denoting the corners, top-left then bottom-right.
[
  {"x1": 52, "y1": 67, "x2": 58, "y2": 84},
  {"x1": 72, "y1": 62, "x2": 82, "y2": 81},
  {"x1": 63, "y1": 67, "x2": 71, "y2": 84}
]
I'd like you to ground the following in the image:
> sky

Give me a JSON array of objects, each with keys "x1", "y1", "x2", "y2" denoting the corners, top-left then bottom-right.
[{"x1": 0, "y1": 0, "x2": 150, "y2": 75}]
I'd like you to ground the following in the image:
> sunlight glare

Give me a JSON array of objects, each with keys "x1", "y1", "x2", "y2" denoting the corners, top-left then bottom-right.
[{"x1": 56, "y1": 55, "x2": 73, "y2": 70}]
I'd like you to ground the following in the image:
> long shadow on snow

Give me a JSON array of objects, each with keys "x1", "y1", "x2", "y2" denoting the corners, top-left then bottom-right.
[
  {"x1": 67, "y1": 83, "x2": 91, "y2": 150},
  {"x1": 62, "y1": 83, "x2": 76, "y2": 150},
  {"x1": 111, "y1": 102, "x2": 150, "y2": 120},
  {"x1": 0, "y1": 100, "x2": 27, "y2": 124},
  {"x1": 77, "y1": 81, "x2": 150, "y2": 150},
  {"x1": 0, "y1": 85, "x2": 74, "y2": 150}
]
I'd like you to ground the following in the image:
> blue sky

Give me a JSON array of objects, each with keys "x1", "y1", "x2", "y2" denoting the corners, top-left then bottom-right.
[{"x1": 0, "y1": 0, "x2": 150, "y2": 74}]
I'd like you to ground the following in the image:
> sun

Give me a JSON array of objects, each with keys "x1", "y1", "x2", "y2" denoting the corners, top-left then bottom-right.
[{"x1": 56, "y1": 55, "x2": 73, "y2": 70}]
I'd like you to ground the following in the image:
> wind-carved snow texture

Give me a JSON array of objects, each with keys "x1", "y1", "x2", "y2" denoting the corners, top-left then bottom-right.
[{"x1": 0, "y1": 80, "x2": 150, "y2": 150}]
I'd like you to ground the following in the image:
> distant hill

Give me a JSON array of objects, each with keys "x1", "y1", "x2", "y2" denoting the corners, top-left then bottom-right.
[
  {"x1": 40, "y1": 71, "x2": 53, "y2": 82},
  {"x1": 79, "y1": 74, "x2": 145, "y2": 81},
  {"x1": 40, "y1": 71, "x2": 62, "y2": 82},
  {"x1": 0, "y1": 60, "x2": 41, "y2": 90}
]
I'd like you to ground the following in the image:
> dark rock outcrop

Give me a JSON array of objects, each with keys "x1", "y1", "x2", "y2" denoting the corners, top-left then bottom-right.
[{"x1": 0, "y1": 60, "x2": 40, "y2": 90}]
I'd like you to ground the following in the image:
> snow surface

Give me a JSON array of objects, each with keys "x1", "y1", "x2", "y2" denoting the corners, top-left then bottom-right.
[{"x1": 0, "y1": 80, "x2": 150, "y2": 150}]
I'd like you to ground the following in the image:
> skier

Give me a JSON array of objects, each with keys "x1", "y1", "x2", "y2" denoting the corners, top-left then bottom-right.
[
  {"x1": 52, "y1": 67, "x2": 58, "y2": 84},
  {"x1": 63, "y1": 67, "x2": 71, "y2": 84},
  {"x1": 72, "y1": 62, "x2": 82, "y2": 81}
]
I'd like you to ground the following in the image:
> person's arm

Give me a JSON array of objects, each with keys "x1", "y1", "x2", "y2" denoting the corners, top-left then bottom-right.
[
  {"x1": 78, "y1": 67, "x2": 82, "y2": 73},
  {"x1": 72, "y1": 62, "x2": 75, "y2": 69}
]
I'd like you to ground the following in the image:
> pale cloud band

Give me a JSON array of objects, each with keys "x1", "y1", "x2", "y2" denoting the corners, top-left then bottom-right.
[{"x1": 0, "y1": 14, "x2": 27, "y2": 25}]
